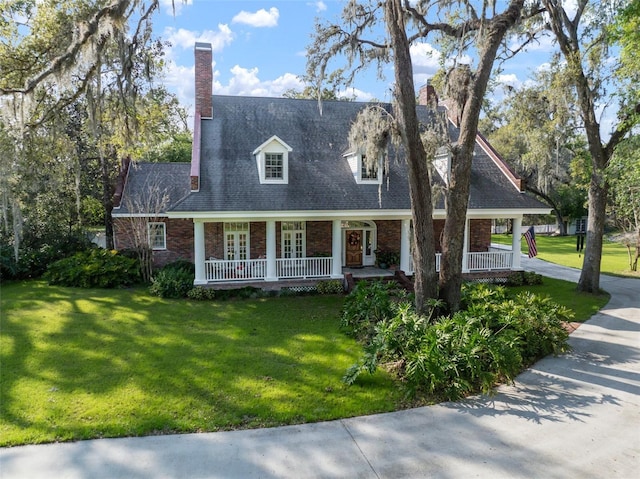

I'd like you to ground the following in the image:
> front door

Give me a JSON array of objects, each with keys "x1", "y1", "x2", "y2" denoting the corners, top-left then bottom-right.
[{"x1": 345, "y1": 230, "x2": 363, "y2": 267}]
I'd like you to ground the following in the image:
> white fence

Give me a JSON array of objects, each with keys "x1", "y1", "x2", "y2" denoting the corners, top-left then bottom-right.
[
  {"x1": 205, "y1": 259, "x2": 267, "y2": 281},
  {"x1": 408, "y1": 251, "x2": 511, "y2": 274},
  {"x1": 205, "y1": 257, "x2": 332, "y2": 282},
  {"x1": 466, "y1": 251, "x2": 512, "y2": 271},
  {"x1": 276, "y1": 257, "x2": 332, "y2": 279}
]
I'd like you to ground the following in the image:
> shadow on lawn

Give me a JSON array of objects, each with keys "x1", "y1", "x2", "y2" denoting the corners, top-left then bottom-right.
[{"x1": 1, "y1": 282, "x2": 394, "y2": 445}]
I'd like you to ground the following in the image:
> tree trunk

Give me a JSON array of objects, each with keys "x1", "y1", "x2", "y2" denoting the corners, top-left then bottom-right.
[
  {"x1": 101, "y1": 149, "x2": 115, "y2": 250},
  {"x1": 439, "y1": 0, "x2": 525, "y2": 312},
  {"x1": 384, "y1": 0, "x2": 438, "y2": 314},
  {"x1": 577, "y1": 175, "x2": 607, "y2": 292}
]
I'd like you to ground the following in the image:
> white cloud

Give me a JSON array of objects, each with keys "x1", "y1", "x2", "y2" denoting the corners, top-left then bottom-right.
[
  {"x1": 496, "y1": 73, "x2": 522, "y2": 90},
  {"x1": 217, "y1": 65, "x2": 304, "y2": 97},
  {"x1": 232, "y1": 7, "x2": 279, "y2": 28},
  {"x1": 308, "y1": 1, "x2": 327, "y2": 12},
  {"x1": 164, "y1": 25, "x2": 234, "y2": 52},
  {"x1": 410, "y1": 43, "x2": 441, "y2": 74},
  {"x1": 160, "y1": 0, "x2": 193, "y2": 16},
  {"x1": 338, "y1": 87, "x2": 376, "y2": 102}
]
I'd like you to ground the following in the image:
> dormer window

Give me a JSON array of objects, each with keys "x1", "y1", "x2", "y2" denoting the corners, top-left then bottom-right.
[
  {"x1": 265, "y1": 153, "x2": 284, "y2": 179},
  {"x1": 345, "y1": 151, "x2": 383, "y2": 185},
  {"x1": 253, "y1": 135, "x2": 292, "y2": 184}
]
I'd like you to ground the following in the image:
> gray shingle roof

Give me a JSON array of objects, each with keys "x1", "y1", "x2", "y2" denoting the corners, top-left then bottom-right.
[
  {"x1": 117, "y1": 95, "x2": 547, "y2": 216},
  {"x1": 114, "y1": 162, "x2": 191, "y2": 215}
]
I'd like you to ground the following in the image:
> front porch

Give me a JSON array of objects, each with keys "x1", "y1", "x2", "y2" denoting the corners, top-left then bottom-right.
[
  {"x1": 191, "y1": 217, "x2": 525, "y2": 286},
  {"x1": 199, "y1": 250, "x2": 519, "y2": 285}
]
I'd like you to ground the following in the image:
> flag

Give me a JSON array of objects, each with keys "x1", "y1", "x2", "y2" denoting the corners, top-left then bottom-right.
[{"x1": 523, "y1": 226, "x2": 538, "y2": 258}]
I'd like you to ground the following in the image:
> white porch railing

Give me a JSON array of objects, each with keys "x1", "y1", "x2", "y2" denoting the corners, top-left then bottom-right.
[
  {"x1": 276, "y1": 257, "x2": 332, "y2": 279},
  {"x1": 204, "y1": 257, "x2": 332, "y2": 282},
  {"x1": 205, "y1": 259, "x2": 267, "y2": 282},
  {"x1": 466, "y1": 251, "x2": 513, "y2": 271},
  {"x1": 407, "y1": 251, "x2": 512, "y2": 274}
]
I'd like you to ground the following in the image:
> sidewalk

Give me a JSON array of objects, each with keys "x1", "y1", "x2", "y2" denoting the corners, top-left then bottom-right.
[{"x1": 2, "y1": 258, "x2": 639, "y2": 478}]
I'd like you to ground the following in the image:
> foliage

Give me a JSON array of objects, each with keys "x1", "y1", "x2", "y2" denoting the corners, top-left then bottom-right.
[
  {"x1": 44, "y1": 249, "x2": 140, "y2": 288},
  {"x1": 375, "y1": 249, "x2": 400, "y2": 266},
  {"x1": 316, "y1": 279, "x2": 345, "y2": 295},
  {"x1": 149, "y1": 264, "x2": 194, "y2": 299},
  {"x1": 506, "y1": 271, "x2": 544, "y2": 287},
  {"x1": 186, "y1": 286, "x2": 217, "y2": 301},
  {"x1": 1, "y1": 230, "x2": 94, "y2": 281},
  {"x1": 344, "y1": 283, "x2": 572, "y2": 400},
  {"x1": 341, "y1": 280, "x2": 410, "y2": 343}
]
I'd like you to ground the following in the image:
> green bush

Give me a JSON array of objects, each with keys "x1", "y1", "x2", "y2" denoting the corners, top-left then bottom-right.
[
  {"x1": 161, "y1": 259, "x2": 195, "y2": 275},
  {"x1": 316, "y1": 279, "x2": 344, "y2": 295},
  {"x1": 44, "y1": 249, "x2": 140, "y2": 288},
  {"x1": 2, "y1": 231, "x2": 94, "y2": 282},
  {"x1": 187, "y1": 286, "x2": 217, "y2": 300},
  {"x1": 344, "y1": 282, "x2": 571, "y2": 400},
  {"x1": 341, "y1": 281, "x2": 397, "y2": 342},
  {"x1": 149, "y1": 267, "x2": 194, "y2": 299}
]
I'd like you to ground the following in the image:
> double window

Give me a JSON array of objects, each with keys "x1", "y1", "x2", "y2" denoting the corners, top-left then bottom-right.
[
  {"x1": 281, "y1": 221, "x2": 305, "y2": 259},
  {"x1": 148, "y1": 222, "x2": 166, "y2": 250},
  {"x1": 224, "y1": 222, "x2": 249, "y2": 261}
]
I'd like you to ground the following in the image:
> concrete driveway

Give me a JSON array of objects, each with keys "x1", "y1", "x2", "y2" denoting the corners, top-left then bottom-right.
[{"x1": 1, "y1": 258, "x2": 639, "y2": 478}]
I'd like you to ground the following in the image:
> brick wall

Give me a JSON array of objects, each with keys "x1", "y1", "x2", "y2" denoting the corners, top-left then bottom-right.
[
  {"x1": 469, "y1": 219, "x2": 491, "y2": 252},
  {"x1": 251, "y1": 222, "x2": 266, "y2": 258},
  {"x1": 307, "y1": 221, "x2": 332, "y2": 256},
  {"x1": 375, "y1": 220, "x2": 401, "y2": 252},
  {"x1": 113, "y1": 217, "x2": 194, "y2": 268}
]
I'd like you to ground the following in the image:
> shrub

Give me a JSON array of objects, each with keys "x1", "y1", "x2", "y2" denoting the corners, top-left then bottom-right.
[
  {"x1": 149, "y1": 267, "x2": 194, "y2": 299},
  {"x1": 187, "y1": 286, "x2": 217, "y2": 300},
  {"x1": 344, "y1": 282, "x2": 571, "y2": 400},
  {"x1": 341, "y1": 281, "x2": 396, "y2": 342},
  {"x1": 316, "y1": 279, "x2": 344, "y2": 295},
  {"x1": 44, "y1": 249, "x2": 140, "y2": 288},
  {"x1": 161, "y1": 259, "x2": 195, "y2": 275},
  {"x1": 2, "y1": 231, "x2": 94, "y2": 282}
]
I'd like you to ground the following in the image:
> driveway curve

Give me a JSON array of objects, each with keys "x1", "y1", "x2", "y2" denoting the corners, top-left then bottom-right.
[{"x1": 1, "y1": 258, "x2": 639, "y2": 478}]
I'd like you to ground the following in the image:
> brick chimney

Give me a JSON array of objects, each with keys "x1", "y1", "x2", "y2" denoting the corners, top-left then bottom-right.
[
  {"x1": 418, "y1": 81, "x2": 438, "y2": 108},
  {"x1": 194, "y1": 42, "x2": 212, "y2": 119}
]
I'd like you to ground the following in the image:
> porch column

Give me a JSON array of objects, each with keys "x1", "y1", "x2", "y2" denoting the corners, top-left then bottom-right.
[
  {"x1": 512, "y1": 217, "x2": 522, "y2": 270},
  {"x1": 194, "y1": 220, "x2": 206, "y2": 285},
  {"x1": 266, "y1": 220, "x2": 277, "y2": 281},
  {"x1": 462, "y1": 218, "x2": 470, "y2": 273},
  {"x1": 400, "y1": 219, "x2": 411, "y2": 273},
  {"x1": 331, "y1": 219, "x2": 343, "y2": 278}
]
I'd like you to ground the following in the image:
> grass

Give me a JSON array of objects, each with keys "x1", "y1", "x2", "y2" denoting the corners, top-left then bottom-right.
[
  {"x1": 492, "y1": 233, "x2": 640, "y2": 278},
  {"x1": 507, "y1": 277, "x2": 609, "y2": 322},
  {"x1": 0, "y1": 282, "x2": 403, "y2": 446},
  {"x1": 0, "y1": 275, "x2": 609, "y2": 446}
]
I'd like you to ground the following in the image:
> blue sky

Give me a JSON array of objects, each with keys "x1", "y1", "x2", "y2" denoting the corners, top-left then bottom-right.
[{"x1": 153, "y1": 1, "x2": 561, "y2": 121}]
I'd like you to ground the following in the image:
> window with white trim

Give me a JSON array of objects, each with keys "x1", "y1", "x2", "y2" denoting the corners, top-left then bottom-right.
[
  {"x1": 253, "y1": 135, "x2": 292, "y2": 184},
  {"x1": 224, "y1": 222, "x2": 249, "y2": 260},
  {"x1": 281, "y1": 221, "x2": 305, "y2": 259},
  {"x1": 148, "y1": 222, "x2": 166, "y2": 250},
  {"x1": 265, "y1": 153, "x2": 284, "y2": 179},
  {"x1": 345, "y1": 152, "x2": 383, "y2": 184}
]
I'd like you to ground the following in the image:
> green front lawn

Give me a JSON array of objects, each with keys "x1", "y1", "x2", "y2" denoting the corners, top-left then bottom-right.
[
  {"x1": 0, "y1": 282, "x2": 402, "y2": 446},
  {"x1": 492, "y1": 233, "x2": 640, "y2": 278},
  {"x1": 1, "y1": 278, "x2": 609, "y2": 446}
]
